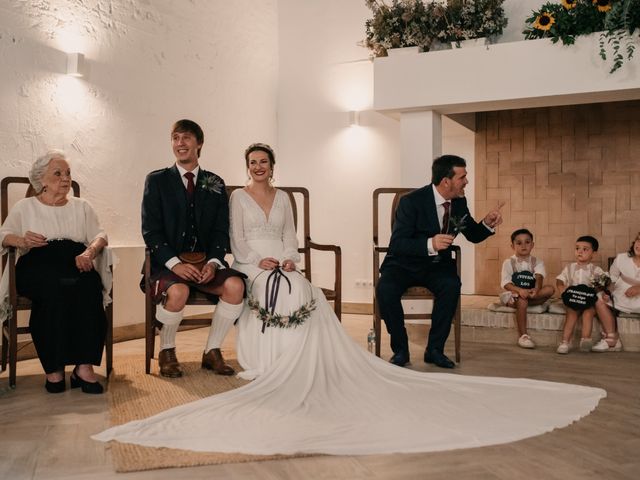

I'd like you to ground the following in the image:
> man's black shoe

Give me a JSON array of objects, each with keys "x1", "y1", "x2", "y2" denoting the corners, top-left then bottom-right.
[
  {"x1": 389, "y1": 350, "x2": 410, "y2": 367},
  {"x1": 424, "y1": 350, "x2": 455, "y2": 369}
]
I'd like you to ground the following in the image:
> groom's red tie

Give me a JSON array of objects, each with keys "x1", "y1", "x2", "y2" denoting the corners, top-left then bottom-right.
[
  {"x1": 442, "y1": 201, "x2": 450, "y2": 234},
  {"x1": 184, "y1": 172, "x2": 195, "y2": 199}
]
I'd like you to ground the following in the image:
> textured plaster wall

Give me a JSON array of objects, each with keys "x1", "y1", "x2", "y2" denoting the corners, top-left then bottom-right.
[
  {"x1": 276, "y1": 1, "x2": 480, "y2": 302},
  {"x1": 0, "y1": 0, "x2": 277, "y2": 327},
  {"x1": 0, "y1": 0, "x2": 278, "y2": 245}
]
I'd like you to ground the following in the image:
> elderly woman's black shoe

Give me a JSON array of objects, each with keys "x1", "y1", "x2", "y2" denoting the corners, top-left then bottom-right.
[
  {"x1": 45, "y1": 378, "x2": 66, "y2": 394},
  {"x1": 70, "y1": 367, "x2": 104, "y2": 394}
]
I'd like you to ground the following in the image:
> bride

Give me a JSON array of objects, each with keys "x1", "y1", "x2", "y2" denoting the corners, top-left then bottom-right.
[{"x1": 93, "y1": 144, "x2": 605, "y2": 455}]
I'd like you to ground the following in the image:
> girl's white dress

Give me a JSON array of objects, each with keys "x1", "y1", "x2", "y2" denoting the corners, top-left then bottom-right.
[
  {"x1": 92, "y1": 189, "x2": 606, "y2": 455},
  {"x1": 609, "y1": 253, "x2": 640, "y2": 314}
]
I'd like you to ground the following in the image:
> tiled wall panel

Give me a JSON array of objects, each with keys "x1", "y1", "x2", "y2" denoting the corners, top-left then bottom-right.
[{"x1": 475, "y1": 101, "x2": 640, "y2": 295}]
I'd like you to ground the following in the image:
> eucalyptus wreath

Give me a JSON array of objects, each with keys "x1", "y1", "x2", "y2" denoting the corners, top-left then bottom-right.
[{"x1": 247, "y1": 269, "x2": 317, "y2": 330}]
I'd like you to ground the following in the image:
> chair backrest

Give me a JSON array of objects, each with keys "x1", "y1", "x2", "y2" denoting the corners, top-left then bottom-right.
[
  {"x1": 1, "y1": 176, "x2": 80, "y2": 223},
  {"x1": 226, "y1": 186, "x2": 313, "y2": 281},
  {"x1": 372, "y1": 187, "x2": 415, "y2": 249},
  {"x1": 1, "y1": 177, "x2": 80, "y2": 271}
]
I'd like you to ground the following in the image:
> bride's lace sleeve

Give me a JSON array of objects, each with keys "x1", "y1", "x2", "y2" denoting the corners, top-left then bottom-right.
[
  {"x1": 229, "y1": 191, "x2": 262, "y2": 266},
  {"x1": 280, "y1": 192, "x2": 301, "y2": 264}
]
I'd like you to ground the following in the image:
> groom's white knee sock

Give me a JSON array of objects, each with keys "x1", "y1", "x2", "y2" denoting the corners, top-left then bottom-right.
[
  {"x1": 156, "y1": 305, "x2": 183, "y2": 351},
  {"x1": 205, "y1": 300, "x2": 244, "y2": 352}
]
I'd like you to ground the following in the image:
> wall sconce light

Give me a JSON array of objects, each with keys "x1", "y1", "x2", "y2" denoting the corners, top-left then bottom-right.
[
  {"x1": 348, "y1": 110, "x2": 360, "y2": 127},
  {"x1": 66, "y1": 52, "x2": 85, "y2": 77}
]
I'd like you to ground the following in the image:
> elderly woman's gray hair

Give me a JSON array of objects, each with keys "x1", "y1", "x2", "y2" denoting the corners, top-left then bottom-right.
[{"x1": 29, "y1": 149, "x2": 67, "y2": 193}]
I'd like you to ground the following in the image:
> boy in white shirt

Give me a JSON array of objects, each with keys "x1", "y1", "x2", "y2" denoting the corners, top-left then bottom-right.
[
  {"x1": 500, "y1": 229, "x2": 555, "y2": 349},
  {"x1": 556, "y1": 235, "x2": 620, "y2": 354}
]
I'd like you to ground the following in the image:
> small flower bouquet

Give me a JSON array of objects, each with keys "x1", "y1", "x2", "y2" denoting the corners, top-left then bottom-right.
[
  {"x1": 447, "y1": 213, "x2": 468, "y2": 237},
  {"x1": 589, "y1": 272, "x2": 611, "y2": 291},
  {"x1": 198, "y1": 173, "x2": 224, "y2": 194}
]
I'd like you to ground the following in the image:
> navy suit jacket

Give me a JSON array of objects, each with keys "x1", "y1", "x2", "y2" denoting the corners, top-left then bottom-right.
[
  {"x1": 141, "y1": 165, "x2": 230, "y2": 275},
  {"x1": 381, "y1": 184, "x2": 493, "y2": 274}
]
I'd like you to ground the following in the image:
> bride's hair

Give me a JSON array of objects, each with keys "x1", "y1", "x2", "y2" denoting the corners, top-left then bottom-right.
[{"x1": 244, "y1": 143, "x2": 275, "y2": 169}]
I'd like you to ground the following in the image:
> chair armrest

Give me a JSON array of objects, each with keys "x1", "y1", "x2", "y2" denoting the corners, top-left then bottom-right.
[
  {"x1": 7, "y1": 247, "x2": 17, "y2": 309},
  {"x1": 308, "y1": 240, "x2": 341, "y2": 305},
  {"x1": 452, "y1": 245, "x2": 461, "y2": 277},
  {"x1": 308, "y1": 240, "x2": 340, "y2": 254}
]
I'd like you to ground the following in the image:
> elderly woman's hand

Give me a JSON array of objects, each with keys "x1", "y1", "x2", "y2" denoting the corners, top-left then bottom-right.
[
  {"x1": 75, "y1": 247, "x2": 96, "y2": 272},
  {"x1": 20, "y1": 231, "x2": 48, "y2": 249}
]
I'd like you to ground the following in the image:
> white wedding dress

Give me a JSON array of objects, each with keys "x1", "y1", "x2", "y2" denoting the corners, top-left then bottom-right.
[{"x1": 93, "y1": 189, "x2": 606, "y2": 455}]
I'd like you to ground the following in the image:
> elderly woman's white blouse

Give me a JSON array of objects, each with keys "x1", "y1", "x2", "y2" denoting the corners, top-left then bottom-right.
[{"x1": 0, "y1": 196, "x2": 111, "y2": 326}]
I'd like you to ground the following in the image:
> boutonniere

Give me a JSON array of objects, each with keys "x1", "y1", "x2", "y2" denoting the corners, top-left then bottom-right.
[
  {"x1": 198, "y1": 173, "x2": 224, "y2": 194},
  {"x1": 447, "y1": 214, "x2": 468, "y2": 237}
]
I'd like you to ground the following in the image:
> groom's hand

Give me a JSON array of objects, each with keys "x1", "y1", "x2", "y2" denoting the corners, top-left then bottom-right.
[
  {"x1": 198, "y1": 263, "x2": 217, "y2": 284},
  {"x1": 432, "y1": 234, "x2": 455, "y2": 251},
  {"x1": 172, "y1": 263, "x2": 201, "y2": 282}
]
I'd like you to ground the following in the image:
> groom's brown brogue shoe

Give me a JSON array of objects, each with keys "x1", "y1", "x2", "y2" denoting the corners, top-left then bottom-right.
[
  {"x1": 202, "y1": 348, "x2": 235, "y2": 376},
  {"x1": 158, "y1": 347, "x2": 183, "y2": 378}
]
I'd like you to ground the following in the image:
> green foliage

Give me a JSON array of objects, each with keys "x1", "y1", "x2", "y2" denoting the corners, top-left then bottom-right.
[
  {"x1": 599, "y1": 0, "x2": 640, "y2": 72},
  {"x1": 362, "y1": 0, "x2": 507, "y2": 57},
  {"x1": 523, "y1": 0, "x2": 640, "y2": 73},
  {"x1": 447, "y1": 0, "x2": 509, "y2": 43},
  {"x1": 523, "y1": 1, "x2": 607, "y2": 45}
]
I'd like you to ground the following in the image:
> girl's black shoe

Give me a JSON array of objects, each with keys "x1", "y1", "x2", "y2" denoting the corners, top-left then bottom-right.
[
  {"x1": 45, "y1": 378, "x2": 66, "y2": 394},
  {"x1": 70, "y1": 367, "x2": 104, "y2": 394}
]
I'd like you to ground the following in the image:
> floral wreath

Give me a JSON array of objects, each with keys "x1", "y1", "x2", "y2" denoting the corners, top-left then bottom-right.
[{"x1": 247, "y1": 267, "x2": 316, "y2": 331}]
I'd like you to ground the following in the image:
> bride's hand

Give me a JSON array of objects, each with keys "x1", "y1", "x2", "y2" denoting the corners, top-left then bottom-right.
[
  {"x1": 282, "y1": 260, "x2": 295, "y2": 272},
  {"x1": 259, "y1": 257, "x2": 280, "y2": 270}
]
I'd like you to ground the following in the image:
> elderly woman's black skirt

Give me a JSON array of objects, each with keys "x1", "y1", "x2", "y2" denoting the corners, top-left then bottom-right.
[{"x1": 16, "y1": 240, "x2": 106, "y2": 374}]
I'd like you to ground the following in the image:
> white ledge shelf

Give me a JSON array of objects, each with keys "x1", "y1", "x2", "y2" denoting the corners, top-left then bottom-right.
[{"x1": 374, "y1": 35, "x2": 640, "y2": 115}]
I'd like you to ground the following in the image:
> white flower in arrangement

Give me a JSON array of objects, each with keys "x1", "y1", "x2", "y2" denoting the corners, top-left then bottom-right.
[{"x1": 589, "y1": 272, "x2": 611, "y2": 290}]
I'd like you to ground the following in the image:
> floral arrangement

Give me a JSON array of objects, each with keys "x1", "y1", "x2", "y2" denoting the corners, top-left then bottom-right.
[
  {"x1": 362, "y1": 0, "x2": 507, "y2": 56},
  {"x1": 447, "y1": 0, "x2": 508, "y2": 44},
  {"x1": 362, "y1": 0, "x2": 443, "y2": 56},
  {"x1": 523, "y1": 0, "x2": 640, "y2": 72},
  {"x1": 589, "y1": 272, "x2": 611, "y2": 290},
  {"x1": 198, "y1": 173, "x2": 224, "y2": 194},
  {"x1": 247, "y1": 294, "x2": 316, "y2": 330}
]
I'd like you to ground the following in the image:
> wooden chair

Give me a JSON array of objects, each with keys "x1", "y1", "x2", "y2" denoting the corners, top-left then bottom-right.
[
  {"x1": 372, "y1": 188, "x2": 461, "y2": 362},
  {"x1": 1, "y1": 177, "x2": 113, "y2": 388},
  {"x1": 144, "y1": 185, "x2": 342, "y2": 374}
]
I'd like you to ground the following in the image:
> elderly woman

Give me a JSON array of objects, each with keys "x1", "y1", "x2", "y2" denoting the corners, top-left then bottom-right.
[
  {"x1": 608, "y1": 233, "x2": 640, "y2": 315},
  {"x1": 0, "y1": 150, "x2": 109, "y2": 394}
]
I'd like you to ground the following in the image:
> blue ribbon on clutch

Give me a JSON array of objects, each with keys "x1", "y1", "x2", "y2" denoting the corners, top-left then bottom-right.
[{"x1": 262, "y1": 267, "x2": 292, "y2": 333}]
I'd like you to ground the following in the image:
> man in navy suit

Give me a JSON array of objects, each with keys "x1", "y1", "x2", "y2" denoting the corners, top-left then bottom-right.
[
  {"x1": 141, "y1": 119, "x2": 245, "y2": 378},
  {"x1": 376, "y1": 155, "x2": 503, "y2": 369}
]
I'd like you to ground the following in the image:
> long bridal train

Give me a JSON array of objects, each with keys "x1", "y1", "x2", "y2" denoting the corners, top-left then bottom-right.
[{"x1": 93, "y1": 287, "x2": 605, "y2": 455}]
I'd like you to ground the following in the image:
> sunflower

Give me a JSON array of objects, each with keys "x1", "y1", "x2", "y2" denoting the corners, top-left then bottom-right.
[
  {"x1": 561, "y1": 0, "x2": 577, "y2": 9},
  {"x1": 533, "y1": 12, "x2": 555, "y2": 31},
  {"x1": 592, "y1": 0, "x2": 612, "y2": 12}
]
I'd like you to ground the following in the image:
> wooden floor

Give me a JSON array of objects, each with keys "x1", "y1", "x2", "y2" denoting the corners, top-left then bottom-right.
[{"x1": 1, "y1": 313, "x2": 639, "y2": 480}]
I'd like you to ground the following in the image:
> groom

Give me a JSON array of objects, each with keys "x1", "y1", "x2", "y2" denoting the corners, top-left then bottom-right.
[
  {"x1": 141, "y1": 119, "x2": 245, "y2": 378},
  {"x1": 376, "y1": 154, "x2": 503, "y2": 369}
]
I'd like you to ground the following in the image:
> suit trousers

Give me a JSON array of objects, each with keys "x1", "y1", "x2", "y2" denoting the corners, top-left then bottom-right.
[{"x1": 376, "y1": 260, "x2": 461, "y2": 355}]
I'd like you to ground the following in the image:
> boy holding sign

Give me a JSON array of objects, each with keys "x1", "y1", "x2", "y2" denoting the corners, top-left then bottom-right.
[
  {"x1": 500, "y1": 229, "x2": 555, "y2": 349},
  {"x1": 556, "y1": 236, "x2": 618, "y2": 354}
]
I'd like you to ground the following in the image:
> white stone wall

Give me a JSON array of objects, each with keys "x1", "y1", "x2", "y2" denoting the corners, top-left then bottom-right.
[
  {"x1": 0, "y1": 0, "x2": 278, "y2": 245},
  {"x1": 0, "y1": 0, "x2": 278, "y2": 326}
]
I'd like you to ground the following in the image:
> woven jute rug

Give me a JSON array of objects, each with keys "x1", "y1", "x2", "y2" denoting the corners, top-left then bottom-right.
[{"x1": 106, "y1": 352, "x2": 308, "y2": 472}]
